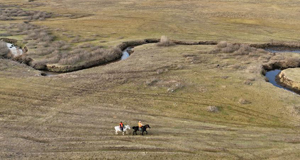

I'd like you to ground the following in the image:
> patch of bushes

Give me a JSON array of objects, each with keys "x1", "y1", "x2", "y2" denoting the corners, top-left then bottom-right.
[
  {"x1": 0, "y1": 8, "x2": 54, "y2": 21},
  {"x1": 207, "y1": 106, "x2": 219, "y2": 113},
  {"x1": 157, "y1": 36, "x2": 175, "y2": 47},
  {"x1": 209, "y1": 41, "x2": 258, "y2": 55},
  {"x1": 58, "y1": 47, "x2": 122, "y2": 66},
  {"x1": 0, "y1": 41, "x2": 12, "y2": 58}
]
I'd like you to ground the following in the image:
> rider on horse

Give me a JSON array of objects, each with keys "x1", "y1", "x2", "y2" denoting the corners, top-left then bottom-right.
[
  {"x1": 138, "y1": 121, "x2": 143, "y2": 131},
  {"x1": 119, "y1": 121, "x2": 124, "y2": 132}
]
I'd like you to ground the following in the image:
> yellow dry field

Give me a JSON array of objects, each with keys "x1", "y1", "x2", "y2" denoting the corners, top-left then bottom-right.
[
  {"x1": 282, "y1": 68, "x2": 300, "y2": 82},
  {"x1": 4, "y1": 0, "x2": 300, "y2": 44},
  {"x1": 0, "y1": 0, "x2": 300, "y2": 159}
]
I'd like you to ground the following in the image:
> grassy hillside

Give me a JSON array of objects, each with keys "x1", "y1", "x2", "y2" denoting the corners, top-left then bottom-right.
[{"x1": 0, "y1": 0, "x2": 300, "y2": 159}]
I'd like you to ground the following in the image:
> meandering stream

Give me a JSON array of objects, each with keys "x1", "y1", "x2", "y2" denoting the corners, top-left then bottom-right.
[
  {"x1": 41, "y1": 47, "x2": 132, "y2": 76},
  {"x1": 265, "y1": 69, "x2": 297, "y2": 94},
  {"x1": 4, "y1": 39, "x2": 300, "y2": 94}
]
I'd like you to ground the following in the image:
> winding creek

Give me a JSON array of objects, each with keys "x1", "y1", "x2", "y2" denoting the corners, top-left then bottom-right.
[
  {"x1": 264, "y1": 48, "x2": 300, "y2": 94},
  {"x1": 3, "y1": 39, "x2": 300, "y2": 94},
  {"x1": 265, "y1": 69, "x2": 299, "y2": 94},
  {"x1": 41, "y1": 47, "x2": 132, "y2": 76}
]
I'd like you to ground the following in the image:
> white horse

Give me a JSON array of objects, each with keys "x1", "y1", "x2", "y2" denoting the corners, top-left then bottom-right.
[{"x1": 115, "y1": 125, "x2": 130, "y2": 135}]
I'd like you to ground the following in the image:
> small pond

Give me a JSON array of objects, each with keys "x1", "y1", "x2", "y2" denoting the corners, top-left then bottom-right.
[{"x1": 6, "y1": 42, "x2": 23, "y2": 56}]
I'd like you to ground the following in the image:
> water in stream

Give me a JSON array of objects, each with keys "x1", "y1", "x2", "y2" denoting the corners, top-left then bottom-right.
[
  {"x1": 265, "y1": 48, "x2": 300, "y2": 53},
  {"x1": 265, "y1": 69, "x2": 283, "y2": 88},
  {"x1": 121, "y1": 47, "x2": 131, "y2": 60},
  {"x1": 6, "y1": 42, "x2": 23, "y2": 56},
  {"x1": 265, "y1": 69, "x2": 295, "y2": 93}
]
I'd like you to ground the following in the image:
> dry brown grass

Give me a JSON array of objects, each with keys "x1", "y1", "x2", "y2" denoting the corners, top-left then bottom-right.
[
  {"x1": 1, "y1": 0, "x2": 300, "y2": 159},
  {"x1": 0, "y1": 41, "x2": 10, "y2": 57}
]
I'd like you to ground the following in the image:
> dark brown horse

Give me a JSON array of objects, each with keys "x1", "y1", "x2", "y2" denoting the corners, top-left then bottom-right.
[{"x1": 132, "y1": 124, "x2": 151, "y2": 135}]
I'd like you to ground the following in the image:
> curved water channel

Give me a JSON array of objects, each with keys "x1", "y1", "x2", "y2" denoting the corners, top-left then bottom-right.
[
  {"x1": 265, "y1": 47, "x2": 300, "y2": 54},
  {"x1": 41, "y1": 47, "x2": 132, "y2": 76},
  {"x1": 264, "y1": 48, "x2": 300, "y2": 94},
  {"x1": 265, "y1": 69, "x2": 298, "y2": 94},
  {"x1": 4, "y1": 40, "x2": 300, "y2": 94}
]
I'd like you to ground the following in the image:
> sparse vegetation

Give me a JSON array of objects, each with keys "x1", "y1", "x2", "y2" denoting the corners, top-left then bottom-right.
[
  {"x1": 0, "y1": 41, "x2": 11, "y2": 57},
  {"x1": 1, "y1": 0, "x2": 300, "y2": 159},
  {"x1": 210, "y1": 41, "x2": 262, "y2": 55},
  {"x1": 0, "y1": 8, "x2": 54, "y2": 21},
  {"x1": 207, "y1": 106, "x2": 219, "y2": 113}
]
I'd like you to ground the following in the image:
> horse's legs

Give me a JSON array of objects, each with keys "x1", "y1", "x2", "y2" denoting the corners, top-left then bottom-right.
[
  {"x1": 145, "y1": 131, "x2": 148, "y2": 134},
  {"x1": 122, "y1": 131, "x2": 124, "y2": 135},
  {"x1": 115, "y1": 131, "x2": 118, "y2": 135}
]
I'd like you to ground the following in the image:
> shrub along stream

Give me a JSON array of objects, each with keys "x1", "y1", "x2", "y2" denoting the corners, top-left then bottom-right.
[{"x1": 1, "y1": 23, "x2": 300, "y2": 94}]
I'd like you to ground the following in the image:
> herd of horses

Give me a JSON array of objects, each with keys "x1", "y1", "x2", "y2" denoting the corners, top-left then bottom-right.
[{"x1": 114, "y1": 124, "x2": 151, "y2": 135}]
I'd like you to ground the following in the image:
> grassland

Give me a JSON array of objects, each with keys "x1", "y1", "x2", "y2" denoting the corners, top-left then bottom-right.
[{"x1": 1, "y1": 0, "x2": 300, "y2": 159}]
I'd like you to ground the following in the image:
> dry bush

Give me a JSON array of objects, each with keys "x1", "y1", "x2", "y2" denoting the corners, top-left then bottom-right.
[
  {"x1": 247, "y1": 65, "x2": 262, "y2": 73},
  {"x1": 211, "y1": 42, "x2": 259, "y2": 55},
  {"x1": 244, "y1": 80, "x2": 253, "y2": 85},
  {"x1": 238, "y1": 98, "x2": 251, "y2": 104},
  {"x1": 167, "y1": 83, "x2": 184, "y2": 93},
  {"x1": 58, "y1": 47, "x2": 119, "y2": 65},
  {"x1": 0, "y1": 8, "x2": 54, "y2": 21},
  {"x1": 26, "y1": 41, "x2": 38, "y2": 48},
  {"x1": 37, "y1": 42, "x2": 49, "y2": 48},
  {"x1": 217, "y1": 41, "x2": 227, "y2": 48},
  {"x1": 292, "y1": 106, "x2": 300, "y2": 115},
  {"x1": 44, "y1": 54, "x2": 61, "y2": 64},
  {"x1": 71, "y1": 37, "x2": 81, "y2": 43},
  {"x1": 52, "y1": 41, "x2": 70, "y2": 50},
  {"x1": 60, "y1": 44, "x2": 71, "y2": 50},
  {"x1": 233, "y1": 44, "x2": 256, "y2": 55},
  {"x1": 207, "y1": 106, "x2": 219, "y2": 113},
  {"x1": 34, "y1": 47, "x2": 54, "y2": 56},
  {"x1": 285, "y1": 58, "x2": 300, "y2": 67},
  {"x1": 30, "y1": 60, "x2": 47, "y2": 70},
  {"x1": 221, "y1": 43, "x2": 239, "y2": 53},
  {"x1": 256, "y1": 48, "x2": 268, "y2": 54},
  {"x1": 102, "y1": 47, "x2": 122, "y2": 60},
  {"x1": 208, "y1": 48, "x2": 221, "y2": 54},
  {"x1": 25, "y1": 28, "x2": 54, "y2": 42},
  {"x1": 145, "y1": 78, "x2": 159, "y2": 86},
  {"x1": 29, "y1": 11, "x2": 53, "y2": 21},
  {"x1": 78, "y1": 43, "x2": 94, "y2": 48},
  {"x1": 0, "y1": 41, "x2": 11, "y2": 57},
  {"x1": 90, "y1": 46, "x2": 104, "y2": 51},
  {"x1": 157, "y1": 36, "x2": 175, "y2": 47},
  {"x1": 0, "y1": 15, "x2": 14, "y2": 20}
]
